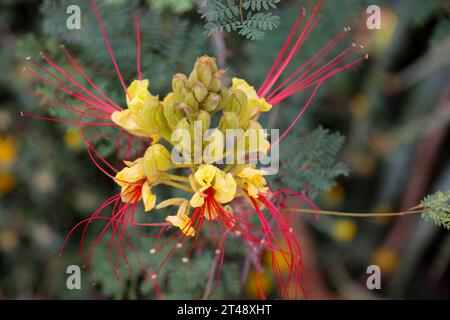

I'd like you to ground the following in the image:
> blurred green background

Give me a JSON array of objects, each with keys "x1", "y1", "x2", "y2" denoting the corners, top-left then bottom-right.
[{"x1": 0, "y1": 0, "x2": 449, "y2": 299}]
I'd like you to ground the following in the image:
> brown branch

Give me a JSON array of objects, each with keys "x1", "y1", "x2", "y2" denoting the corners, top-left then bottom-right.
[{"x1": 384, "y1": 84, "x2": 450, "y2": 251}]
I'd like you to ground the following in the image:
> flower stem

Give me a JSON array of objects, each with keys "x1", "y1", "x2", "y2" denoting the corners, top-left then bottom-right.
[
  {"x1": 285, "y1": 208, "x2": 424, "y2": 218},
  {"x1": 164, "y1": 173, "x2": 190, "y2": 183},
  {"x1": 161, "y1": 180, "x2": 193, "y2": 193}
]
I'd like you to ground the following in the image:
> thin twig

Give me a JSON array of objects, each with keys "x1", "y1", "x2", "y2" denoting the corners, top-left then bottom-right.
[{"x1": 286, "y1": 208, "x2": 423, "y2": 217}]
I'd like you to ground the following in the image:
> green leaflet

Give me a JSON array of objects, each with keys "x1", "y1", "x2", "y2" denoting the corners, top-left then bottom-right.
[
  {"x1": 199, "y1": 0, "x2": 281, "y2": 40},
  {"x1": 272, "y1": 127, "x2": 348, "y2": 197}
]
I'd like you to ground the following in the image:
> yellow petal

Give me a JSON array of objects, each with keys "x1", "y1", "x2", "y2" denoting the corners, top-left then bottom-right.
[
  {"x1": 236, "y1": 166, "x2": 268, "y2": 198},
  {"x1": 190, "y1": 192, "x2": 205, "y2": 208},
  {"x1": 126, "y1": 79, "x2": 152, "y2": 109},
  {"x1": 111, "y1": 109, "x2": 154, "y2": 138},
  {"x1": 194, "y1": 164, "x2": 217, "y2": 187},
  {"x1": 142, "y1": 182, "x2": 156, "y2": 212},
  {"x1": 231, "y1": 77, "x2": 272, "y2": 113},
  {"x1": 115, "y1": 159, "x2": 145, "y2": 187},
  {"x1": 120, "y1": 184, "x2": 140, "y2": 203},
  {"x1": 213, "y1": 172, "x2": 237, "y2": 204},
  {"x1": 166, "y1": 213, "x2": 195, "y2": 237}
]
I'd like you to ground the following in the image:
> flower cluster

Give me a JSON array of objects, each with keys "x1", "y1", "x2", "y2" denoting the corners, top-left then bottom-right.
[
  {"x1": 24, "y1": 0, "x2": 366, "y2": 299},
  {"x1": 111, "y1": 56, "x2": 272, "y2": 233}
]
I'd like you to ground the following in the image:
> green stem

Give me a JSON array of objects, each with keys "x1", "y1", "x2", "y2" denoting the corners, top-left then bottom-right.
[
  {"x1": 286, "y1": 208, "x2": 424, "y2": 218},
  {"x1": 164, "y1": 173, "x2": 190, "y2": 183},
  {"x1": 161, "y1": 180, "x2": 193, "y2": 193}
]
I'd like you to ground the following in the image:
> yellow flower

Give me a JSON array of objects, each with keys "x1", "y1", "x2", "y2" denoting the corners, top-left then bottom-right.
[
  {"x1": 0, "y1": 228, "x2": 19, "y2": 252},
  {"x1": 63, "y1": 128, "x2": 84, "y2": 150},
  {"x1": 111, "y1": 79, "x2": 161, "y2": 141},
  {"x1": 373, "y1": 247, "x2": 398, "y2": 275},
  {"x1": 0, "y1": 136, "x2": 17, "y2": 167},
  {"x1": 245, "y1": 269, "x2": 273, "y2": 299},
  {"x1": 333, "y1": 219, "x2": 357, "y2": 242},
  {"x1": 189, "y1": 165, "x2": 237, "y2": 208},
  {"x1": 126, "y1": 79, "x2": 153, "y2": 109},
  {"x1": 115, "y1": 159, "x2": 156, "y2": 212},
  {"x1": 236, "y1": 165, "x2": 268, "y2": 198},
  {"x1": 163, "y1": 199, "x2": 195, "y2": 237},
  {"x1": 322, "y1": 184, "x2": 345, "y2": 208},
  {"x1": 231, "y1": 78, "x2": 272, "y2": 113},
  {"x1": 264, "y1": 242, "x2": 291, "y2": 273},
  {"x1": 0, "y1": 172, "x2": 16, "y2": 195}
]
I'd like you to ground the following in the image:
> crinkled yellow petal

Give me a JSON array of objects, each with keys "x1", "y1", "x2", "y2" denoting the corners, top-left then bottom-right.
[
  {"x1": 166, "y1": 213, "x2": 195, "y2": 237},
  {"x1": 127, "y1": 79, "x2": 152, "y2": 109},
  {"x1": 194, "y1": 164, "x2": 217, "y2": 188},
  {"x1": 213, "y1": 172, "x2": 237, "y2": 204},
  {"x1": 115, "y1": 159, "x2": 147, "y2": 203},
  {"x1": 115, "y1": 159, "x2": 145, "y2": 187},
  {"x1": 236, "y1": 166, "x2": 268, "y2": 198}
]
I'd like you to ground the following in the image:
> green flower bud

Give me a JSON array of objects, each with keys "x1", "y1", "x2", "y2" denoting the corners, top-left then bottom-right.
[
  {"x1": 188, "y1": 56, "x2": 218, "y2": 88},
  {"x1": 219, "y1": 111, "x2": 240, "y2": 133},
  {"x1": 171, "y1": 117, "x2": 193, "y2": 157},
  {"x1": 216, "y1": 87, "x2": 229, "y2": 112},
  {"x1": 163, "y1": 93, "x2": 184, "y2": 130},
  {"x1": 192, "y1": 83, "x2": 209, "y2": 103},
  {"x1": 225, "y1": 89, "x2": 247, "y2": 114},
  {"x1": 209, "y1": 69, "x2": 226, "y2": 93},
  {"x1": 172, "y1": 74, "x2": 189, "y2": 102},
  {"x1": 198, "y1": 63, "x2": 213, "y2": 87},
  {"x1": 197, "y1": 110, "x2": 211, "y2": 132},
  {"x1": 143, "y1": 144, "x2": 174, "y2": 180},
  {"x1": 175, "y1": 117, "x2": 192, "y2": 133},
  {"x1": 202, "y1": 93, "x2": 221, "y2": 112},
  {"x1": 185, "y1": 92, "x2": 200, "y2": 112},
  {"x1": 148, "y1": 100, "x2": 171, "y2": 141}
]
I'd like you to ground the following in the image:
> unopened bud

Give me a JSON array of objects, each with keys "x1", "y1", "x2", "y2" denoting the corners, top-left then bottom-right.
[
  {"x1": 197, "y1": 110, "x2": 211, "y2": 132},
  {"x1": 172, "y1": 74, "x2": 189, "y2": 103},
  {"x1": 219, "y1": 111, "x2": 240, "y2": 132},
  {"x1": 185, "y1": 91, "x2": 200, "y2": 112},
  {"x1": 188, "y1": 56, "x2": 218, "y2": 88},
  {"x1": 226, "y1": 89, "x2": 247, "y2": 114},
  {"x1": 143, "y1": 144, "x2": 174, "y2": 178},
  {"x1": 192, "y1": 83, "x2": 209, "y2": 103},
  {"x1": 163, "y1": 93, "x2": 183, "y2": 129},
  {"x1": 202, "y1": 93, "x2": 221, "y2": 112}
]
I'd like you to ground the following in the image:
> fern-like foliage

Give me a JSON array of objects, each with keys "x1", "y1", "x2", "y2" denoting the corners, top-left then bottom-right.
[
  {"x1": 199, "y1": 0, "x2": 281, "y2": 40},
  {"x1": 272, "y1": 127, "x2": 348, "y2": 197},
  {"x1": 420, "y1": 191, "x2": 450, "y2": 230}
]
